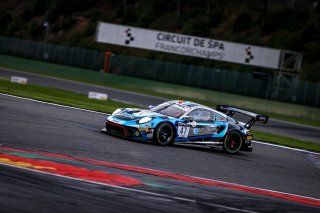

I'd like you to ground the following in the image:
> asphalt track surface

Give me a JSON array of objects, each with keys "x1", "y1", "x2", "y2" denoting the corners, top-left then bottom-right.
[
  {"x1": 0, "y1": 68, "x2": 319, "y2": 144},
  {"x1": 0, "y1": 93, "x2": 320, "y2": 212}
]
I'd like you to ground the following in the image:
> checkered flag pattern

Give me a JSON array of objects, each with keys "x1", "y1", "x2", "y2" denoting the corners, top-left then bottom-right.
[
  {"x1": 125, "y1": 28, "x2": 134, "y2": 45},
  {"x1": 245, "y1": 47, "x2": 254, "y2": 63}
]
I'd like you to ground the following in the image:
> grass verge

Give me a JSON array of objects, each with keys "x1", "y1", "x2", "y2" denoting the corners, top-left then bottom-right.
[
  {"x1": 0, "y1": 78, "x2": 318, "y2": 152},
  {"x1": 0, "y1": 78, "x2": 136, "y2": 113},
  {"x1": 252, "y1": 130, "x2": 320, "y2": 152},
  {"x1": 0, "y1": 54, "x2": 319, "y2": 127}
]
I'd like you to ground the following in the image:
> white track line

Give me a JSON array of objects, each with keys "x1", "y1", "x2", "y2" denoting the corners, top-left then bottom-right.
[
  {"x1": 0, "y1": 93, "x2": 109, "y2": 115},
  {"x1": 1, "y1": 92, "x2": 318, "y2": 155},
  {"x1": 252, "y1": 140, "x2": 320, "y2": 155},
  {"x1": 0, "y1": 162, "x2": 258, "y2": 213}
]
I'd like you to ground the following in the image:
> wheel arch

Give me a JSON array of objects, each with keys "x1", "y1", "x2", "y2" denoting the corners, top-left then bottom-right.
[
  {"x1": 222, "y1": 129, "x2": 244, "y2": 154},
  {"x1": 155, "y1": 121, "x2": 177, "y2": 140},
  {"x1": 225, "y1": 122, "x2": 246, "y2": 141}
]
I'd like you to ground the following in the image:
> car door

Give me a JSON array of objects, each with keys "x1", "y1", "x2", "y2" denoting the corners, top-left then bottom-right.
[{"x1": 178, "y1": 108, "x2": 222, "y2": 140}]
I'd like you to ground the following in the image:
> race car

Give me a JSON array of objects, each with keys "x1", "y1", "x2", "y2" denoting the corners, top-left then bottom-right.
[{"x1": 102, "y1": 100, "x2": 268, "y2": 154}]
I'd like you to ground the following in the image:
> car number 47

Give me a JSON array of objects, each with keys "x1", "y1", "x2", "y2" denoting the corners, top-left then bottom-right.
[{"x1": 178, "y1": 126, "x2": 189, "y2": 138}]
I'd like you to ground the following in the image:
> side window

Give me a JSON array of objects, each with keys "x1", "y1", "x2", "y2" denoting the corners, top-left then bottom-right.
[
  {"x1": 187, "y1": 109, "x2": 214, "y2": 122},
  {"x1": 213, "y1": 113, "x2": 227, "y2": 122}
]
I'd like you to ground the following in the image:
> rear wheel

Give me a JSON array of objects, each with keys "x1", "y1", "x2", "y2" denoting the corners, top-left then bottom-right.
[
  {"x1": 223, "y1": 131, "x2": 243, "y2": 154},
  {"x1": 153, "y1": 123, "x2": 174, "y2": 146}
]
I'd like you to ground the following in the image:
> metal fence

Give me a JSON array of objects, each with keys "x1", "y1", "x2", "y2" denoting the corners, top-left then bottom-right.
[
  {"x1": 0, "y1": 36, "x2": 319, "y2": 107},
  {"x1": 0, "y1": 37, "x2": 104, "y2": 70},
  {"x1": 109, "y1": 54, "x2": 273, "y2": 98}
]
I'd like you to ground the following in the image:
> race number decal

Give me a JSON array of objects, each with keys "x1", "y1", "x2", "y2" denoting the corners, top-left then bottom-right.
[{"x1": 178, "y1": 126, "x2": 190, "y2": 138}]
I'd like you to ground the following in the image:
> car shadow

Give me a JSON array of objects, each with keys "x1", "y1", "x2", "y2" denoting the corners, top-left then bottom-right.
[{"x1": 101, "y1": 129, "x2": 251, "y2": 160}]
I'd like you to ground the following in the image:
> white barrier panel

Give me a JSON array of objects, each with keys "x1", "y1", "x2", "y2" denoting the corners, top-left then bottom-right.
[
  {"x1": 88, "y1": 92, "x2": 108, "y2": 101},
  {"x1": 96, "y1": 22, "x2": 281, "y2": 69},
  {"x1": 11, "y1": 76, "x2": 28, "y2": 84}
]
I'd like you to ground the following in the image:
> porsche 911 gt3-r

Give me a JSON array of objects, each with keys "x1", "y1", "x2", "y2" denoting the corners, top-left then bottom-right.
[{"x1": 102, "y1": 100, "x2": 268, "y2": 154}]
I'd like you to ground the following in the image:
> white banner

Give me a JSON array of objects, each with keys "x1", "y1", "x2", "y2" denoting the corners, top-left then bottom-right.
[
  {"x1": 11, "y1": 76, "x2": 28, "y2": 84},
  {"x1": 96, "y1": 22, "x2": 281, "y2": 69},
  {"x1": 88, "y1": 92, "x2": 108, "y2": 101}
]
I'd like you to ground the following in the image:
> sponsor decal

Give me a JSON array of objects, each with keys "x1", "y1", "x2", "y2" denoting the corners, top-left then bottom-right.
[
  {"x1": 191, "y1": 121, "x2": 197, "y2": 127},
  {"x1": 138, "y1": 127, "x2": 152, "y2": 133},
  {"x1": 193, "y1": 128, "x2": 199, "y2": 135},
  {"x1": 191, "y1": 126, "x2": 217, "y2": 135}
]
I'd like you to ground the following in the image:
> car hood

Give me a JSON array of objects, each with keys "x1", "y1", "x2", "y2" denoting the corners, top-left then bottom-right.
[{"x1": 114, "y1": 108, "x2": 169, "y2": 120}]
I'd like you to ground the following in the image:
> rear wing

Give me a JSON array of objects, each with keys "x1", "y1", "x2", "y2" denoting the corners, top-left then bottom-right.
[{"x1": 216, "y1": 105, "x2": 268, "y2": 129}]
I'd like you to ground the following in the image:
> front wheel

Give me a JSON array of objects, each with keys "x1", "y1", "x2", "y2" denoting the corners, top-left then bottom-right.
[
  {"x1": 223, "y1": 131, "x2": 243, "y2": 154},
  {"x1": 153, "y1": 123, "x2": 174, "y2": 146}
]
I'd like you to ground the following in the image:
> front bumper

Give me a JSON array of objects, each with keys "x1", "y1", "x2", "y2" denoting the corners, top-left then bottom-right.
[{"x1": 105, "y1": 121, "x2": 153, "y2": 140}]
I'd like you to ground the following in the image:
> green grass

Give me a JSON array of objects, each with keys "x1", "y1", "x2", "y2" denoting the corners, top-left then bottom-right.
[
  {"x1": 0, "y1": 77, "x2": 319, "y2": 152},
  {"x1": 0, "y1": 78, "x2": 136, "y2": 113},
  {"x1": 252, "y1": 130, "x2": 320, "y2": 152},
  {"x1": 0, "y1": 54, "x2": 320, "y2": 127}
]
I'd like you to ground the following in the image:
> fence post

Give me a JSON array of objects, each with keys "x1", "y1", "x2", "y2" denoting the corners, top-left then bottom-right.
[
  {"x1": 303, "y1": 81, "x2": 309, "y2": 104},
  {"x1": 103, "y1": 51, "x2": 112, "y2": 72},
  {"x1": 315, "y1": 83, "x2": 320, "y2": 107}
]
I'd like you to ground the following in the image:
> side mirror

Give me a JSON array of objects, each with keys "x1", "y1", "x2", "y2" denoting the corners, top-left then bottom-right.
[
  {"x1": 182, "y1": 116, "x2": 194, "y2": 122},
  {"x1": 148, "y1": 105, "x2": 155, "y2": 109}
]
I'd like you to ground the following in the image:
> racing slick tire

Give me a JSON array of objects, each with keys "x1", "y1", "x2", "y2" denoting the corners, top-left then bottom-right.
[
  {"x1": 153, "y1": 122, "x2": 174, "y2": 146},
  {"x1": 223, "y1": 131, "x2": 243, "y2": 154}
]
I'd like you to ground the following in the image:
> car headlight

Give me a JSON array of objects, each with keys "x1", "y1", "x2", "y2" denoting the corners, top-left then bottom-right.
[
  {"x1": 112, "y1": 109, "x2": 122, "y2": 115},
  {"x1": 139, "y1": 117, "x2": 152, "y2": 124}
]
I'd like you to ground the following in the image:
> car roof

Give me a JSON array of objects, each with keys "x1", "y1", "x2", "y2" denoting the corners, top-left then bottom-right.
[{"x1": 167, "y1": 100, "x2": 227, "y2": 118}]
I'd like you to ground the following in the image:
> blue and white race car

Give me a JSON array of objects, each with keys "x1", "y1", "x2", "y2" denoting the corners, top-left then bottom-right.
[{"x1": 103, "y1": 100, "x2": 268, "y2": 154}]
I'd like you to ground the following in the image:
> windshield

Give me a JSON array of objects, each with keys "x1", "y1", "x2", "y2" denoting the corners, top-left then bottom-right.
[{"x1": 151, "y1": 103, "x2": 185, "y2": 118}]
